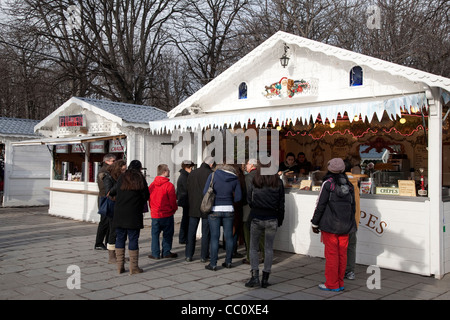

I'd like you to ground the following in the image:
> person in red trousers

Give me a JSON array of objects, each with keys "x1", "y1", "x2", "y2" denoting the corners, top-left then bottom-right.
[{"x1": 311, "y1": 158, "x2": 356, "y2": 292}]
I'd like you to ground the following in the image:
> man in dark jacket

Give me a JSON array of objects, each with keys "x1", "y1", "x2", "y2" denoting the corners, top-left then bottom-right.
[
  {"x1": 94, "y1": 153, "x2": 116, "y2": 250},
  {"x1": 184, "y1": 156, "x2": 215, "y2": 262},
  {"x1": 177, "y1": 160, "x2": 194, "y2": 244}
]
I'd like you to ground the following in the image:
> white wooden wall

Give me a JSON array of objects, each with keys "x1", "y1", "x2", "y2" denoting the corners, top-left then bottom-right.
[
  {"x1": 3, "y1": 142, "x2": 51, "y2": 207},
  {"x1": 444, "y1": 202, "x2": 450, "y2": 274}
]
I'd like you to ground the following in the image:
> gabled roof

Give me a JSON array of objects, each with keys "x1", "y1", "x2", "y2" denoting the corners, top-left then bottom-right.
[
  {"x1": 0, "y1": 117, "x2": 40, "y2": 136},
  {"x1": 168, "y1": 31, "x2": 450, "y2": 118},
  {"x1": 36, "y1": 97, "x2": 167, "y2": 132},
  {"x1": 75, "y1": 97, "x2": 167, "y2": 124}
]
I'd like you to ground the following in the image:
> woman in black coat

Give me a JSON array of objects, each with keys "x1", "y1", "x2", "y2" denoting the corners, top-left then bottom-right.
[
  {"x1": 110, "y1": 160, "x2": 149, "y2": 275},
  {"x1": 103, "y1": 159, "x2": 127, "y2": 264}
]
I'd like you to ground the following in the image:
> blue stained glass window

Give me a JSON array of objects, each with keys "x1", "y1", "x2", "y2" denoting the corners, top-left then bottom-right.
[
  {"x1": 239, "y1": 82, "x2": 247, "y2": 99},
  {"x1": 350, "y1": 66, "x2": 363, "y2": 86}
]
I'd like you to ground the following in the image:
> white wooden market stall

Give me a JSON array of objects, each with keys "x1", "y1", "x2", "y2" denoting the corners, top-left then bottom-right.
[
  {"x1": 13, "y1": 97, "x2": 171, "y2": 223},
  {"x1": 1, "y1": 117, "x2": 51, "y2": 207},
  {"x1": 149, "y1": 31, "x2": 450, "y2": 278}
]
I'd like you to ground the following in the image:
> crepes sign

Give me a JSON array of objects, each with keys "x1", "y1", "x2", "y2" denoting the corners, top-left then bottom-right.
[{"x1": 359, "y1": 210, "x2": 387, "y2": 236}]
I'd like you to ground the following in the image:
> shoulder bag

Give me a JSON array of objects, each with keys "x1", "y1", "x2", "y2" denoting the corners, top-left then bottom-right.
[
  {"x1": 200, "y1": 172, "x2": 215, "y2": 214},
  {"x1": 98, "y1": 192, "x2": 115, "y2": 218}
]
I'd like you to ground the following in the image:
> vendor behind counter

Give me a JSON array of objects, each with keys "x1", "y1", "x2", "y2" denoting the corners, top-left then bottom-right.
[
  {"x1": 278, "y1": 152, "x2": 299, "y2": 174},
  {"x1": 297, "y1": 152, "x2": 312, "y2": 175}
]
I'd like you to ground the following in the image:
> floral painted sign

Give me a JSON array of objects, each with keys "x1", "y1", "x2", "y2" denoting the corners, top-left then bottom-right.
[{"x1": 263, "y1": 77, "x2": 310, "y2": 99}]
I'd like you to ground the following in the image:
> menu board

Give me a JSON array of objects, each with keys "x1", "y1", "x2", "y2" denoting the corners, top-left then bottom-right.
[
  {"x1": 398, "y1": 180, "x2": 416, "y2": 197},
  {"x1": 89, "y1": 141, "x2": 105, "y2": 153},
  {"x1": 109, "y1": 139, "x2": 126, "y2": 153},
  {"x1": 72, "y1": 144, "x2": 84, "y2": 153},
  {"x1": 300, "y1": 180, "x2": 312, "y2": 190},
  {"x1": 55, "y1": 144, "x2": 69, "y2": 154}
]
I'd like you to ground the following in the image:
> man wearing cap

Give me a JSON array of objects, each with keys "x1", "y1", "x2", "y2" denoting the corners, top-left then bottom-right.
[
  {"x1": 177, "y1": 160, "x2": 195, "y2": 244},
  {"x1": 185, "y1": 156, "x2": 215, "y2": 262},
  {"x1": 311, "y1": 158, "x2": 356, "y2": 292}
]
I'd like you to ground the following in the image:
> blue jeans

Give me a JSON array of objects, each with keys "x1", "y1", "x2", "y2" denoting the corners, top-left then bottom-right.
[
  {"x1": 185, "y1": 217, "x2": 210, "y2": 260},
  {"x1": 151, "y1": 216, "x2": 174, "y2": 257},
  {"x1": 208, "y1": 211, "x2": 234, "y2": 267},
  {"x1": 115, "y1": 228, "x2": 140, "y2": 250}
]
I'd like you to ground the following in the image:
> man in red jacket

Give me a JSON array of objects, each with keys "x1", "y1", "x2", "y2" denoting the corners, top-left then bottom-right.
[{"x1": 148, "y1": 164, "x2": 178, "y2": 259}]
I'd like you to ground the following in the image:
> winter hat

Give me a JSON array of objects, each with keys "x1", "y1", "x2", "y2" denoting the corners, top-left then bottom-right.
[
  {"x1": 128, "y1": 160, "x2": 143, "y2": 171},
  {"x1": 248, "y1": 158, "x2": 258, "y2": 166},
  {"x1": 328, "y1": 158, "x2": 345, "y2": 174}
]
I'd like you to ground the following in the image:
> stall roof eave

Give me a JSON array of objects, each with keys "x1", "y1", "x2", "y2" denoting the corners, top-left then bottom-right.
[
  {"x1": 150, "y1": 92, "x2": 428, "y2": 134},
  {"x1": 11, "y1": 134, "x2": 127, "y2": 146}
]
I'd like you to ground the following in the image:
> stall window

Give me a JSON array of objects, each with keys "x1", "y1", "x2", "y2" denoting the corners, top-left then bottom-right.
[
  {"x1": 239, "y1": 82, "x2": 248, "y2": 99},
  {"x1": 350, "y1": 66, "x2": 363, "y2": 87}
]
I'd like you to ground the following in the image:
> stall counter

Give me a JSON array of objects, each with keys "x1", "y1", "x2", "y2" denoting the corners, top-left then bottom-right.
[
  {"x1": 47, "y1": 180, "x2": 100, "y2": 223},
  {"x1": 275, "y1": 189, "x2": 432, "y2": 276}
]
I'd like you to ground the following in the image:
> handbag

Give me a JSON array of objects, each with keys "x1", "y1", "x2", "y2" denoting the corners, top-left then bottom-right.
[
  {"x1": 143, "y1": 201, "x2": 149, "y2": 214},
  {"x1": 98, "y1": 193, "x2": 115, "y2": 218},
  {"x1": 200, "y1": 172, "x2": 215, "y2": 214}
]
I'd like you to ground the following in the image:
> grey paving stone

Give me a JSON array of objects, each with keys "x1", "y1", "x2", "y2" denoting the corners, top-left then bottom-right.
[{"x1": 3, "y1": 207, "x2": 450, "y2": 301}]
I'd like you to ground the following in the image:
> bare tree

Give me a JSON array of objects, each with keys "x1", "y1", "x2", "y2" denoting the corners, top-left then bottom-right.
[
  {"x1": 0, "y1": 22, "x2": 70, "y2": 119},
  {"x1": 172, "y1": 0, "x2": 249, "y2": 90},
  {"x1": 238, "y1": 0, "x2": 449, "y2": 77},
  {"x1": 339, "y1": 0, "x2": 450, "y2": 77},
  {"x1": 4, "y1": 0, "x2": 184, "y2": 106}
]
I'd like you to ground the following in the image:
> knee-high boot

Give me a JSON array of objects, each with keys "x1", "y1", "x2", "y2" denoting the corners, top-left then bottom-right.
[
  {"x1": 116, "y1": 248, "x2": 125, "y2": 274},
  {"x1": 107, "y1": 244, "x2": 116, "y2": 264},
  {"x1": 129, "y1": 250, "x2": 143, "y2": 275}
]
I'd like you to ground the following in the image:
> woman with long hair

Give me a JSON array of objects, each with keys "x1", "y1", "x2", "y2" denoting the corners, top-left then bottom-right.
[
  {"x1": 110, "y1": 160, "x2": 149, "y2": 275},
  {"x1": 103, "y1": 159, "x2": 127, "y2": 264},
  {"x1": 245, "y1": 163, "x2": 285, "y2": 288}
]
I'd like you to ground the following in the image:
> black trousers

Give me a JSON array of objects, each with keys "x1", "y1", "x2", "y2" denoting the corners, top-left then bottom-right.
[{"x1": 95, "y1": 214, "x2": 110, "y2": 246}]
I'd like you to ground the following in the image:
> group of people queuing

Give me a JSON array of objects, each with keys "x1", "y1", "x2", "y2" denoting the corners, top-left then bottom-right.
[
  {"x1": 94, "y1": 153, "x2": 359, "y2": 292},
  {"x1": 177, "y1": 156, "x2": 285, "y2": 288}
]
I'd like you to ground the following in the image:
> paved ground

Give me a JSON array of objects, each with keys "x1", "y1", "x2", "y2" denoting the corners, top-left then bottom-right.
[{"x1": 2, "y1": 206, "x2": 450, "y2": 303}]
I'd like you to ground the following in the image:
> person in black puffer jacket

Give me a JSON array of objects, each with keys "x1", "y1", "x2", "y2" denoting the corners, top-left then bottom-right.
[
  {"x1": 311, "y1": 158, "x2": 356, "y2": 292},
  {"x1": 245, "y1": 163, "x2": 285, "y2": 288}
]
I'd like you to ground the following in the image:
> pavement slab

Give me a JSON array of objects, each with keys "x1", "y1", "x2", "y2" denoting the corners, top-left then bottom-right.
[{"x1": 2, "y1": 206, "x2": 450, "y2": 305}]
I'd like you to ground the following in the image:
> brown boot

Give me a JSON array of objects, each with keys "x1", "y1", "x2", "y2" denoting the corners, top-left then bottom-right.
[
  {"x1": 129, "y1": 250, "x2": 143, "y2": 275},
  {"x1": 107, "y1": 244, "x2": 116, "y2": 264},
  {"x1": 115, "y1": 248, "x2": 125, "y2": 274},
  {"x1": 108, "y1": 250, "x2": 117, "y2": 264}
]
